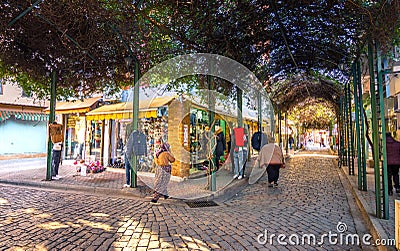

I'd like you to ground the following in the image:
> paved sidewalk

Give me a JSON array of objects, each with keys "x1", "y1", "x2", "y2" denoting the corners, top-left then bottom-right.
[
  {"x1": 0, "y1": 157, "x2": 254, "y2": 202},
  {"x1": 290, "y1": 149, "x2": 397, "y2": 251},
  {"x1": 341, "y1": 161, "x2": 397, "y2": 250}
]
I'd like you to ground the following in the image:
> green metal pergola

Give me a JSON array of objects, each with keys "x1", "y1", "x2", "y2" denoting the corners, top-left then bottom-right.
[{"x1": 339, "y1": 41, "x2": 399, "y2": 220}]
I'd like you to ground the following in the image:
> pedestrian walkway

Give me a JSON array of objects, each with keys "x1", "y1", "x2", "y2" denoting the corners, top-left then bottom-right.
[
  {"x1": 0, "y1": 149, "x2": 378, "y2": 250},
  {"x1": 290, "y1": 149, "x2": 397, "y2": 250}
]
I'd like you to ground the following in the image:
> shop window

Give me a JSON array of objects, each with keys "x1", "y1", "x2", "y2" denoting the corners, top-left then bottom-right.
[{"x1": 89, "y1": 121, "x2": 103, "y2": 160}]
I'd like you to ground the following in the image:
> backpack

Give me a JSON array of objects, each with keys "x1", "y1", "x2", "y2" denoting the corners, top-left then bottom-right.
[{"x1": 251, "y1": 132, "x2": 268, "y2": 151}]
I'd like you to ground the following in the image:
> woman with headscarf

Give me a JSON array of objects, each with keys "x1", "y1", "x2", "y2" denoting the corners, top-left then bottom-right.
[{"x1": 151, "y1": 142, "x2": 175, "y2": 203}]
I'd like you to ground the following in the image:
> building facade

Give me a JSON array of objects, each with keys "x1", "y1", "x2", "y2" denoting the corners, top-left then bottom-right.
[{"x1": 0, "y1": 80, "x2": 48, "y2": 155}]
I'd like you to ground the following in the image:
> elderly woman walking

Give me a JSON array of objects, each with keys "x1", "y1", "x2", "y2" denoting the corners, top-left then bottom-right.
[{"x1": 151, "y1": 142, "x2": 175, "y2": 203}]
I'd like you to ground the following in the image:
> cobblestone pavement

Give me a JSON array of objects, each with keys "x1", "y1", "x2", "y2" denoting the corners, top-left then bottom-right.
[{"x1": 0, "y1": 151, "x2": 375, "y2": 250}]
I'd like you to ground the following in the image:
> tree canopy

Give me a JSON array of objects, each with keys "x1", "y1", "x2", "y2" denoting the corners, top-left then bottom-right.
[{"x1": 0, "y1": 0, "x2": 399, "y2": 107}]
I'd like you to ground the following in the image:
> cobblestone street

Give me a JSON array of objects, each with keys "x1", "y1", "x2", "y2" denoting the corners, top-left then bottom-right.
[{"x1": 0, "y1": 151, "x2": 376, "y2": 250}]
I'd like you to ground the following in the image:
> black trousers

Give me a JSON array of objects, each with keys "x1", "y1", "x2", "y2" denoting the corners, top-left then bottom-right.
[
  {"x1": 267, "y1": 164, "x2": 281, "y2": 183},
  {"x1": 388, "y1": 165, "x2": 400, "y2": 190},
  {"x1": 51, "y1": 150, "x2": 61, "y2": 177}
]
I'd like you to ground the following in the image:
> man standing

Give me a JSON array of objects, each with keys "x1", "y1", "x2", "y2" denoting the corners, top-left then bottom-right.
[
  {"x1": 51, "y1": 142, "x2": 63, "y2": 180},
  {"x1": 49, "y1": 122, "x2": 64, "y2": 180}
]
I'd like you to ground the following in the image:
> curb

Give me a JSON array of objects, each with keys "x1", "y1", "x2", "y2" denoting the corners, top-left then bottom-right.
[{"x1": 338, "y1": 165, "x2": 395, "y2": 251}]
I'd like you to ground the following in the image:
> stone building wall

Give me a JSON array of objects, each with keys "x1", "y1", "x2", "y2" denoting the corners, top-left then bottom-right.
[{"x1": 168, "y1": 99, "x2": 191, "y2": 177}]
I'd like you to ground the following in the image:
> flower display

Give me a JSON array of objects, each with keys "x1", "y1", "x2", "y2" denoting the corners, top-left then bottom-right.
[{"x1": 73, "y1": 160, "x2": 106, "y2": 173}]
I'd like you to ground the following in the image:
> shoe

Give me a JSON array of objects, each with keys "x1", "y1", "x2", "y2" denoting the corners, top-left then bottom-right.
[
  {"x1": 164, "y1": 195, "x2": 169, "y2": 200},
  {"x1": 268, "y1": 183, "x2": 273, "y2": 187},
  {"x1": 150, "y1": 198, "x2": 158, "y2": 203},
  {"x1": 273, "y1": 182, "x2": 278, "y2": 187},
  {"x1": 52, "y1": 176, "x2": 59, "y2": 180},
  {"x1": 233, "y1": 174, "x2": 239, "y2": 179},
  {"x1": 123, "y1": 184, "x2": 130, "y2": 188},
  {"x1": 56, "y1": 175, "x2": 62, "y2": 179},
  {"x1": 238, "y1": 175, "x2": 243, "y2": 180}
]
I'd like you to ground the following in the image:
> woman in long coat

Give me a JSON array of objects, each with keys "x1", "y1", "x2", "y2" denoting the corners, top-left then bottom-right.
[{"x1": 152, "y1": 142, "x2": 175, "y2": 203}]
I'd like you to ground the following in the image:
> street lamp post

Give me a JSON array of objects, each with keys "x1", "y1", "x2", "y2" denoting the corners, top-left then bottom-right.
[
  {"x1": 125, "y1": 55, "x2": 140, "y2": 188},
  {"x1": 46, "y1": 71, "x2": 57, "y2": 180}
]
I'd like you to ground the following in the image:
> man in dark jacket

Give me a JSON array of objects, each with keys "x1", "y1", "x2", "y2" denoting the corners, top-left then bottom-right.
[{"x1": 386, "y1": 132, "x2": 400, "y2": 195}]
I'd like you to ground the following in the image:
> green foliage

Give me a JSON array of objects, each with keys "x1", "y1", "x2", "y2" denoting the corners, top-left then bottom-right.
[
  {"x1": 288, "y1": 100, "x2": 336, "y2": 130},
  {"x1": 0, "y1": 0, "x2": 400, "y2": 103}
]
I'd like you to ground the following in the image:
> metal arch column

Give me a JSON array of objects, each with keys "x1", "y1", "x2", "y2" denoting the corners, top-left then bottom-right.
[
  {"x1": 338, "y1": 97, "x2": 345, "y2": 167},
  {"x1": 208, "y1": 75, "x2": 216, "y2": 191},
  {"x1": 357, "y1": 60, "x2": 368, "y2": 191},
  {"x1": 46, "y1": 71, "x2": 57, "y2": 181},
  {"x1": 353, "y1": 63, "x2": 362, "y2": 184},
  {"x1": 343, "y1": 83, "x2": 350, "y2": 167},
  {"x1": 353, "y1": 61, "x2": 366, "y2": 189},
  {"x1": 375, "y1": 43, "x2": 389, "y2": 219},
  {"x1": 347, "y1": 79, "x2": 355, "y2": 175}
]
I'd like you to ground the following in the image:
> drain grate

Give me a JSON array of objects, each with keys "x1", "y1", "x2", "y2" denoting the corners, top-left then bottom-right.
[{"x1": 186, "y1": 200, "x2": 219, "y2": 208}]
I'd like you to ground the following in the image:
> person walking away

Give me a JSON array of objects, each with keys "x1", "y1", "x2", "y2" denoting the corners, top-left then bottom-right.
[
  {"x1": 257, "y1": 138, "x2": 285, "y2": 187},
  {"x1": 288, "y1": 135, "x2": 294, "y2": 150},
  {"x1": 386, "y1": 133, "x2": 400, "y2": 195},
  {"x1": 215, "y1": 127, "x2": 226, "y2": 171},
  {"x1": 152, "y1": 142, "x2": 175, "y2": 203}
]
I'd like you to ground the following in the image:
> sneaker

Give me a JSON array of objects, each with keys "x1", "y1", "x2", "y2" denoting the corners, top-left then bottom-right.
[
  {"x1": 233, "y1": 174, "x2": 239, "y2": 179},
  {"x1": 52, "y1": 176, "x2": 59, "y2": 180},
  {"x1": 238, "y1": 175, "x2": 243, "y2": 180},
  {"x1": 268, "y1": 183, "x2": 273, "y2": 187},
  {"x1": 123, "y1": 184, "x2": 130, "y2": 188},
  {"x1": 56, "y1": 175, "x2": 62, "y2": 179}
]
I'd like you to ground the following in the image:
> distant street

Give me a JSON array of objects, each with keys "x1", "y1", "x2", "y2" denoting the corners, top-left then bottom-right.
[
  {"x1": 0, "y1": 157, "x2": 46, "y2": 174},
  {"x1": 0, "y1": 152, "x2": 376, "y2": 250}
]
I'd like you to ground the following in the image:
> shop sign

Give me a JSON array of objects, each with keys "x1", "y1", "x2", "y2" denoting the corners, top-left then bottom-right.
[{"x1": 67, "y1": 116, "x2": 78, "y2": 128}]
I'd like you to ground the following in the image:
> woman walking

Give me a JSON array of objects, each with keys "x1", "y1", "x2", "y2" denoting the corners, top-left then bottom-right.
[
  {"x1": 257, "y1": 138, "x2": 285, "y2": 187},
  {"x1": 152, "y1": 142, "x2": 175, "y2": 203}
]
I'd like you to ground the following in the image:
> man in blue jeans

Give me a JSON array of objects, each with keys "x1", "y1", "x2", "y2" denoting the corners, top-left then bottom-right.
[{"x1": 51, "y1": 142, "x2": 63, "y2": 180}]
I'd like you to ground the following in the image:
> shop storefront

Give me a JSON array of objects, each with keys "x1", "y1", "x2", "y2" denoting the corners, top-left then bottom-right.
[
  {"x1": 85, "y1": 95, "x2": 271, "y2": 178},
  {"x1": 46, "y1": 97, "x2": 103, "y2": 160},
  {"x1": 85, "y1": 97, "x2": 173, "y2": 167}
]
